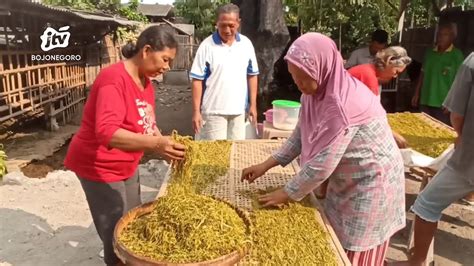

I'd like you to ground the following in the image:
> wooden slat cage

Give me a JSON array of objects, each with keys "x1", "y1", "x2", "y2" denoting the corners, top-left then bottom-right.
[
  {"x1": 0, "y1": 0, "x2": 125, "y2": 131},
  {"x1": 172, "y1": 34, "x2": 196, "y2": 70}
]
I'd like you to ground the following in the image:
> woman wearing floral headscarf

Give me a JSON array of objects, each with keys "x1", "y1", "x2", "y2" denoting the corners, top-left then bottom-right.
[
  {"x1": 315, "y1": 46, "x2": 412, "y2": 200},
  {"x1": 242, "y1": 33, "x2": 405, "y2": 265}
]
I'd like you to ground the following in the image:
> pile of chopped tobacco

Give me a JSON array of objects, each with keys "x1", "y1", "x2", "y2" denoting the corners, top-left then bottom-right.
[
  {"x1": 119, "y1": 132, "x2": 245, "y2": 264},
  {"x1": 240, "y1": 188, "x2": 338, "y2": 266},
  {"x1": 387, "y1": 113, "x2": 456, "y2": 157},
  {"x1": 119, "y1": 186, "x2": 249, "y2": 263},
  {"x1": 120, "y1": 132, "x2": 338, "y2": 265},
  {"x1": 0, "y1": 144, "x2": 7, "y2": 180},
  {"x1": 170, "y1": 133, "x2": 232, "y2": 193}
]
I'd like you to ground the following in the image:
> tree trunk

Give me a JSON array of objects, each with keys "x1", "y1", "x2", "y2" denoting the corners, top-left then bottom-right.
[
  {"x1": 338, "y1": 23, "x2": 342, "y2": 51},
  {"x1": 231, "y1": 0, "x2": 290, "y2": 113}
]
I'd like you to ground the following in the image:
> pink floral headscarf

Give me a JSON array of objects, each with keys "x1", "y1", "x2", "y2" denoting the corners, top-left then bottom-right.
[{"x1": 284, "y1": 33, "x2": 386, "y2": 164}]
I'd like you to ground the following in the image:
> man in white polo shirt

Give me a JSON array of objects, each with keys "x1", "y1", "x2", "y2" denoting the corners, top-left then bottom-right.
[
  {"x1": 190, "y1": 3, "x2": 259, "y2": 140},
  {"x1": 344, "y1": 29, "x2": 388, "y2": 69}
]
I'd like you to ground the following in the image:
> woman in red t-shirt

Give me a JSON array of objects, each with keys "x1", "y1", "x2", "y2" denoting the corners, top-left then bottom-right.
[
  {"x1": 349, "y1": 46, "x2": 412, "y2": 149},
  {"x1": 64, "y1": 25, "x2": 185, "y2": 266},
  {"x1": 348, "y1": 46, "x2": 411, "y2": 96}
]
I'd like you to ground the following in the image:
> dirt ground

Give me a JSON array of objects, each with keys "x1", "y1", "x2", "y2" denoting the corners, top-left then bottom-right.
[
  {"x1": 0, "y1": 162, "x2": 169, "y2": 266},
  {"x1": 2, "y1": 84, "x2": 194, "y2": 178},
  {"x1": 1, "y1": 84, "x2": 473, "y2": 265},
  {"x1": 386, "y1": 176, "x2": 474, "y2": 265}
]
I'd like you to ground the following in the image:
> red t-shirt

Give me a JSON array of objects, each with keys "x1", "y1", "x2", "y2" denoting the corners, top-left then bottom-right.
[
  {"x1": 64, "y1": 62, "x2": 157, "y2": 182},
  {"x1": 348, "y1": 64, "x2": 380, "y2": 96}
]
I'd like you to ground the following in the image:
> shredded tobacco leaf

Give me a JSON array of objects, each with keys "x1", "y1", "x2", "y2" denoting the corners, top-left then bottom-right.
[
  {"x1": 120, "y1": 132, "x2": 338, "y2": 264},
  {"x1": 0, "y1": 144, "x2": 7, "y2": 180},
  {"x1": 119, "y1": 187, "x2": 249, "y2": 263},
  {"x1": 170, "y1": 132, "x2": 232, "y2": 193},
  {"x1": 239, "y1": 188, "x2": 338, "y2": 266},
  {"x1": 119, "y1": 131, "x2": 246, "y2": 263},
  {"x1": 388, "y1": 113, "x2": 456, "y2": 157}
]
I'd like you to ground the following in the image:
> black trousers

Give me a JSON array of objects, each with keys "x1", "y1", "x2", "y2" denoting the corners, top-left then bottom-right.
[{"x1": 79, "y1": 171, "x2": 141, "y2": 266}]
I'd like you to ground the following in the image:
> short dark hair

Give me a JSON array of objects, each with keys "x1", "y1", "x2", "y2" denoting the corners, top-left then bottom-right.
[
  {"x1": 217, "y1": 3, "x2": 240, "y2": 17},
  {"x1": 371, "y1": 29, "x2": 388, "y2": 44},
  {"x1": 121, "y1": 25, "x2": 178, "y2": 59},
  {"x1": 438, "y1": 22, "x2": 457, "y2": 38}
]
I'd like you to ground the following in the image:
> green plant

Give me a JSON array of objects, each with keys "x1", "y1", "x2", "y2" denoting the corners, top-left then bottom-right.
[
  {"x1": 43, "y1": 0, "x2": 97, "y2": 10},
  {"x1": 283, "y1": 0, "x2": 399, "y2": 57},
  {"x1": 174, "y1": 0, "x2": 230, "y2": 40},
  {"x1": 283, "y1": 0, "x2": 472, "y2": 56},
  {"x1": 43, "y1": 0, "x2": 147, "y2": 22},
  {"x1": 118, "y1": 0, "x2": 148, "y2": 23},
  {"x1": 116, "y1": 0, "x2": 147, "y2": 44},
  {"x1": 0, "y1": 144, "x2": 7, "y2": 180}
]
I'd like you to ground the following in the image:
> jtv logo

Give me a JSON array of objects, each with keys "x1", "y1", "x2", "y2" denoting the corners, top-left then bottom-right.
[
  {"x1": 40, "y1": 26, "x2": 70, "y2": 51},
  {"x1": 33, "y1": 25, "x2": 80, "y2": 61}
]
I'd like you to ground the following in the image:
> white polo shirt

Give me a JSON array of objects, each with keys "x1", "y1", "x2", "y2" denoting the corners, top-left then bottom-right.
[
  {"x1": 345, "y1": 46, "x2": 374, "y2": 69},
  {"x1": 190, "y1": 32, "x2": 259, "y2": 115}
]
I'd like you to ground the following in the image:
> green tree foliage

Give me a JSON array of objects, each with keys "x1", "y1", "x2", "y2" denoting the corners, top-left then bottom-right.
[
  {"x1": 43, "y1": 0, "x2": 146, "y2": 22},
  {"x1": 118, "y1": 0, "x2": 148, "y2": 23},
  {"x1": 43, "y1": 0, "x2": 96, "y2": 10},
  {"x1": 405, "y1": 0, "x2": 438, "y2": 27},
  {"x1": 283, "y1": 0, "x2": 399, "y2": 57},
  {"x1": 405, "y1": 0, "x2": 473, "y2": 28},
  {"x1": 43, "y1": 0, "x2": 147, "y2": 43},
  {"x1": 174, "y1": 0, "x2": 398, "y2": 55},
  {"x1": 283, "y1": 0, "x2": 472, "y2": 56},
  {"x1": 174, "y1": 0, "x2": 230, "y2": 40}
]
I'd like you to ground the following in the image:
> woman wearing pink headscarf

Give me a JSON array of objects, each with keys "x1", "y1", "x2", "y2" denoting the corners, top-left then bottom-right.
[{"x1": 242, "y1": 33, "x2": 405, "y2": 265}]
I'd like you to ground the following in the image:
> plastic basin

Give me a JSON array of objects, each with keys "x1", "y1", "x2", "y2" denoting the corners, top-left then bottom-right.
[{"x1": 272, "y1": 100, "x2": 301, "y2": 131}]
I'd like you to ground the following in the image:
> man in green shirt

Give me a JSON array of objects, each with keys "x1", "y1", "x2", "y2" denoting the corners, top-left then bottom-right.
[{"x1": 411, "y1": 23, "x2": 464, "y2": 125}]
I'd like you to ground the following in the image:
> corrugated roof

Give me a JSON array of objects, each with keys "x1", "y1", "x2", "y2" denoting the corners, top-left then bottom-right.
[
  {"x1": 1, "y1": 0, "x2": 139, "y2": 27},
  {"x1": 162, "y1": 19, "x2": 194, "y2": 36},
  {"x1": 72, "y1": 10, "x2": 139, "y2": 26},
  {"x1": 174, "y1": 23, "x2": 195, "y2": 36},
  {"x1": 138, "y1": 3, "x2": 174, "y2": 17}
]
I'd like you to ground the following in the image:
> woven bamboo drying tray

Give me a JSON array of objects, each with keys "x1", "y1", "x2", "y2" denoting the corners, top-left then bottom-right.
[
  {"x1": 202, "y1": 139, "x2": 299, "y2": 210},
  {"x1": 407, "y1": 112, "x2": 456, "y2": 176},
  {"x1": 418, "y1": 112, "x2": 455, "y2": 133},
  {"x1": 157, "y1": 139, "x2": 350, "y2": 265}
]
